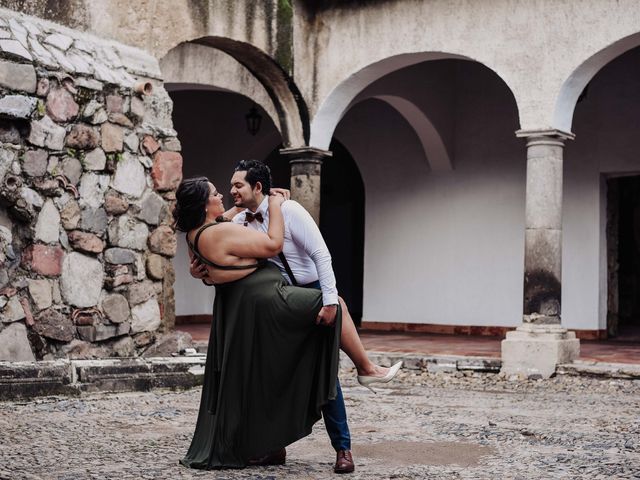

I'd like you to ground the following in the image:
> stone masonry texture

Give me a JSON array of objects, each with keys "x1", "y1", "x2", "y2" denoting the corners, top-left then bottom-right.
[{"x1": 0, "y1": 10, "x2": 184, "y2": 362}]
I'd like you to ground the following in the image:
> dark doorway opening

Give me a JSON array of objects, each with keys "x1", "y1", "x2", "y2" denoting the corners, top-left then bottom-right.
[
  {"x1": 266, "y1": 140, "x2": 365, "y2": 325},
  {"x1": 607, "y1": 175, "x2": 640, "y2": 340}
]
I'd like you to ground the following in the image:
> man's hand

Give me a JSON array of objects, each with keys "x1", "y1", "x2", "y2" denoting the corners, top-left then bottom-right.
[
  {"x1": 316, "y1": 304, "x2": 338, "y2": 326},
  {"x1": 189, "y1": 256, "x2": 208, "y2": 280},
  {"x1": 270, "y1": 187, "x2": 290, "y2": 200}
]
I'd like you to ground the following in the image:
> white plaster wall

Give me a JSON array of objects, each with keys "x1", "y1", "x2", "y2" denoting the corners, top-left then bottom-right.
[
  {"x1": 169, "y1": 90, "x2": 281, "y2": 316},
  {"x1": 563, "y1": 47, "x2": 640, "y2": 330},
  {"x1": 334, "y1": 61, "x2": 525, "y2": 327}
]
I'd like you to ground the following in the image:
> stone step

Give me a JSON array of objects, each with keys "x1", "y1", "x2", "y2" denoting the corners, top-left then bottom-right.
[
  {"x1": 557, "y1": 360, "x2": 640, "y2": 380},
  {"x1": 2, "y1": 354, "x2": 639, "y2": 401},
  {"x1": 0, "y1": 356, "x2": 204, "y2": 401}
]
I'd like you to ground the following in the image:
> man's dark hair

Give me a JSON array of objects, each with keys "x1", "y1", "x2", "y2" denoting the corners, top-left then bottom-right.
[
  {"x1": 173, "y1": 176, "x2": 209, "y2": 232},
  {"x1": 234, "y1": 159, "x2": 272, "y2": 195}
]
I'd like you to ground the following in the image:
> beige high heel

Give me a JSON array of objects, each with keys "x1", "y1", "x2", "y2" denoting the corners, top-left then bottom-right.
[{"x1": 357, "y1": 361, "x2": 403, "y2": 393}]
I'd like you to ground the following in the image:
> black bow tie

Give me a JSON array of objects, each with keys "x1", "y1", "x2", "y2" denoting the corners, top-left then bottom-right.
[{"x1": 245, "y1": 211, "x2": 264, "y2": 223}]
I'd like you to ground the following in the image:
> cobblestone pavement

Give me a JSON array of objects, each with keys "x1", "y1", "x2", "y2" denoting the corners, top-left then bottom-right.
[{"x1": 1, "y1": 369, "x2": 639, "y2": 479}]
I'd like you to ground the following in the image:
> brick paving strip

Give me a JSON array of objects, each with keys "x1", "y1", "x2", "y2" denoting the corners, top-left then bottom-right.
[{"x1": 0, "y1": 368, "x2": 638, "y2": 479}]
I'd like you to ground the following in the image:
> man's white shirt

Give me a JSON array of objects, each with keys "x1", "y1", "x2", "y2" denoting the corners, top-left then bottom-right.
[{"x1": 232, "y1": 197, "x2": 339, "y2": 306}]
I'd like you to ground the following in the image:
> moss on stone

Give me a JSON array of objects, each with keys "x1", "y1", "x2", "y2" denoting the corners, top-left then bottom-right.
[{"x1": 276, "y1": 0, "x2": 294, "y2": 74}]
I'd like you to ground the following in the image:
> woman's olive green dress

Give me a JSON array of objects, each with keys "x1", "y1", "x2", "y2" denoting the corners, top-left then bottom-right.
[{"x1": 180, "y1": 262, "x2": 341, "y2": 469}]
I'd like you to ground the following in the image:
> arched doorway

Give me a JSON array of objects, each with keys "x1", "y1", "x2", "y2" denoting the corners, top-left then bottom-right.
[
  {"x1": 315, "y1": 57, "x2": 521, "y2": 331},
  {"x1": 567, "y1": 45, "x2": 640, "y2": 339},
  {"x1": 168, "y1": 87, "x2": 282, "y2": 320}
]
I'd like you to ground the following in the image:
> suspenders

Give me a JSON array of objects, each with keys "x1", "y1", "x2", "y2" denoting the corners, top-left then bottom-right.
[{"x1": 278, "y1": 252, "x2": 298, "y2": 286}]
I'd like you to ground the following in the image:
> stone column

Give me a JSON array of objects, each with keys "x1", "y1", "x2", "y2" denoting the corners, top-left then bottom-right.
[
  {"x1": 501, "y1": 129, "x2": 580, "y2": 378},
  {"x1": 279, "y1": 147, "x2": 332, "y2": 224}
]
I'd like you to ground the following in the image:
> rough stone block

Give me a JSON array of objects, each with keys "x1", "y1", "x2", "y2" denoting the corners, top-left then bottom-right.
[
  {"x1": 0, "y1": 60, "x2": 36, "y2": 92},
  {"x1": 141, "y1": 135, "x2": 160, "y2": 155},
  {"x1": 36, "y1": 77, "x2": 50, "y2": 97},
  {"x1": 0, "y1": 95, "x2": 37, "y2": 119},
  {"x1": 136, "y1": 190, "x2": 164, "y2": 225},
  {"x1": 22, "y1": 149, "x2": 48, "y2": 177},
  {"x1": 101, "y1": 293, "x2": 130, "y2": 324},
  {"x1": 65, "y1": 124, "x2": 100, "y2": 149},
  {"x1": 163, "y1": 137, "x2": 181, "y2": 152},
  {"x1": 1, "y1": 295, "x2": 25, "y2": 322},
  {"x1": 145, "y1": 254, "x2": 165, "y2": 280},
  {"x1": 80, "y1": 207, "x2": 107, "y2": 234},
  {"x1": 108, "y1": 214, "x2": 148, "y2": 250},
  {"x1": 104, "y1": 247, "x2": 136, "y2": 264},
  {"x1": 142, "y1": 331, "x2": 193, "y2": 358},
  {"x1": 0, "y1": 322, "x2": 35, "y2": 361},
  {"x1": 123, "y1": 132, "x2": 139, "y2": 152},
  {"x1": 127, "y1": 281, "x2": 155, "y2": 306},
  {"x1": 60, "y1": 156, "x2": 82, "y2": 185},
  {"x1": 46, "y1": 87, "x2": 79, "y2": 123},
  {"x1": 34, "y1": 308, "x2": 75, "y2": 342},
  {"x1": 28, "y1": 115, "x2": 65, "y2": 150},
  {"x1": 44, "y1": 33, "x2": 73, "y2": 51},
  {"x1": 60, "y1": 252, "x2": 104, "y2": 307},
  {"x1": 151, "y1": 151, "x2": 182, "y2": 191},
  {"x1": 148, "y1": 225, "x2": 176, "y2": 257},
  {"x1": 60, "y1": 198, "x2": 80, "y2": 230},
  {"x1": 105, "y1": 95, "x2": 123, "y2": 113},
  {"x1": 21, "y1": 244, "x2": 64, "y2": 276},
  {"x1": 108, "y1": 113, "x2": 133, "y2": 128},
  {"x1": 0, "y1": 39, "x2": 32, "y2": 61},
  {"x1": 78, "y1": 173, "x2": 109, "y2": 208},
  {"x1": 131, "y1": 298, "x2": 161, "y2": 333},
  {"x1": 112, "y1": 153, "x2": 145, "y2": 198},
  {"x1": 35, "y1": 199, "x2": 60, "y2": 243},
  {"x1": 129, "y1": 96, "x2": 144, "y2": 121},
  {"x1": 84, "y1": 148, "x2": 106, "y2": 171},
  {"x1": 501, "y1": 327, "x2": 580, "y2": 379},
  {"x1": 104, "y1": 190, "x2": 129, "y2": 215},
  {"x1": 67, "y1": 230, "x2": 104, "y2": 253},
  {"x1": 101, "y1": 123, "x2": 123, "y2": 152}
]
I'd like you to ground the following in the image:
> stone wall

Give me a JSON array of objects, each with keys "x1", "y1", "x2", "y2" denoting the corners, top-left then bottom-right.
[{"x1": 0, "y1": 10, "x2": 185, "y2": 361}]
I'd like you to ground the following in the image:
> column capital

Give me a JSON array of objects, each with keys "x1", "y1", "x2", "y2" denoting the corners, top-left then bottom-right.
[
  {"x1": 515, "y1": 128, "x2": 575, "y2": 144},
  {"x1": 279, "y1": 146, "x2": 332, "y2": 164}
]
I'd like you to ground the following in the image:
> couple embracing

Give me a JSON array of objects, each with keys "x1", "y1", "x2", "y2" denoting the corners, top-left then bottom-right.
[{"x1": 173, "y1": 160, "x2": 402, "y2": 473}]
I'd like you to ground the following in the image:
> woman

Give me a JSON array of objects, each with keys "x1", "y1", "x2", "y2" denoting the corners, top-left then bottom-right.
[{"x1": 174, "y1": 176, "x2": 400, "y2": 469}]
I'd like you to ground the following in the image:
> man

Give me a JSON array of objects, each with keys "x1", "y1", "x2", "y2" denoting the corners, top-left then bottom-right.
[{"x1": 191, "y1": 159, "x2": 355, "y2": 474}]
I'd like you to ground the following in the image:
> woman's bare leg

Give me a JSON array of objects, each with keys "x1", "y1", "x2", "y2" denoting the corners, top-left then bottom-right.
[{"x1": 338, "y1": 297, "x2": 390, "y2": 377}]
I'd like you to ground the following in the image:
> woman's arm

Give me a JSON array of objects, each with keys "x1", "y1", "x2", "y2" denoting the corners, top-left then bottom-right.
[{"x1": 199, "y1": 193, "x2": 286, "y2": 260}]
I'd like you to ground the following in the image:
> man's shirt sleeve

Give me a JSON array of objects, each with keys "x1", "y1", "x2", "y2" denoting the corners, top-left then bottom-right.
[{"x1": 283, "y1": 201, "x2": 339, "y2": 306}]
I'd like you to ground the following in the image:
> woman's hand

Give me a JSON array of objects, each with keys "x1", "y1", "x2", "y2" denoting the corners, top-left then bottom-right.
[
  {"x1": 190, "y1": 256, "x2": 208, "y2": 280},
  {"x1": 270, "y1": 187, "x2": 290, "y2": 200},
  {"x1": 269, "y1": 190, "x2": 286, "y2": 207}
]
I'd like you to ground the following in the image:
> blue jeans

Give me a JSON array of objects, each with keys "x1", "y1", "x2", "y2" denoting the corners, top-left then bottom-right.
[{"x1": 303, "y1": 280, "x2": 351, "y2": 452}]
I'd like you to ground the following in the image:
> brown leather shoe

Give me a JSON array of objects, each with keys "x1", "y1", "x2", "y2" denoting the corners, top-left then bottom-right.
[
  {"x1": 247, "y1": 447, "x2": 286, "y2": 466},
  {"x1": 334, "y1": 449, "x2": 355, "y2": 474}
]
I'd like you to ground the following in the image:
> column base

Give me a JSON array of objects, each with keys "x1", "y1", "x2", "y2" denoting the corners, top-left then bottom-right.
[{"x1": 500, "y1": 324, "x2": 580, "y2": 378}]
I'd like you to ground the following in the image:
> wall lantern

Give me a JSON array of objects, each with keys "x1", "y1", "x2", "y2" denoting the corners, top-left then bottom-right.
[{"x1": 245, "y1": 105, "x2": 262, "y2": 136}]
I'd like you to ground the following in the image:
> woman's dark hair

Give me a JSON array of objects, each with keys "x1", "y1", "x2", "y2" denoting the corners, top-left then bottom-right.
[
  {"x1": 173, "y1": 176, "x2": 210, "y2": 232},
  {"x1": 234, "y1": 159, "x2": 272, "y2": 195}
]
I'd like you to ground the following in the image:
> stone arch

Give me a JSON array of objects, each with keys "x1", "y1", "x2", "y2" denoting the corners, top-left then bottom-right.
[
  {"x1": 553, "y1": 31, "x2": 640, "y2": 133},
  {"x1": 309, "y1": 52, "x2": 517, "y2": 151},
  {"x1": 160, "y1": 43, "x2": 282, "y2": 135},
  {"x1": 176, "y1": 36, "x2": 308, "y2": 148},
  {"x1": 368, "y1": 95, "x2": 453, "y2": 172}
]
